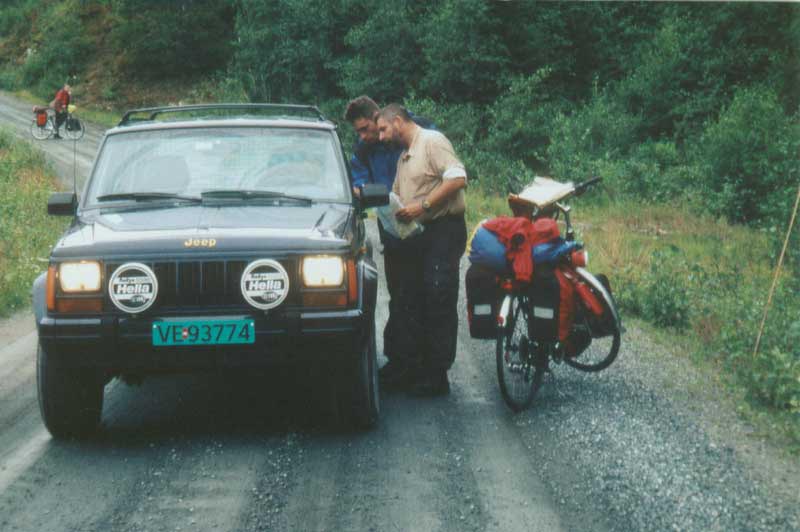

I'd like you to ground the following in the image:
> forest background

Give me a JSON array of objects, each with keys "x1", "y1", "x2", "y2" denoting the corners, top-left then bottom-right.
[{"x1": 1, "y1": 0, "x2": 799, "y2": 446}]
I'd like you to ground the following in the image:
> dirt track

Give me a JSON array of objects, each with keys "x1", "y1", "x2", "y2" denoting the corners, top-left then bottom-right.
[{"x1": 0, "y1": 91, "x2": 798, "y2": 531}]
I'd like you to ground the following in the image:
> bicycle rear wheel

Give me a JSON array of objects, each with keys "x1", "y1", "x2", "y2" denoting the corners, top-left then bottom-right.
[
  {"x1": 496, "y1": 294, "x2": 546, "y2": 412},
  {"x1": 64, "y1": 117, "x2": 85, "y2": 140},
  {"x1": 30, "y1": 119, "x2": 53, "y2": 140}
]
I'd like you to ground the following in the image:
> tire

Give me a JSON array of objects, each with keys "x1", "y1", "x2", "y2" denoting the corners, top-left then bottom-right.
[
  {"x1": 335, "y1": 321, "x2": 380, "y2": 429},
  {"x1": 564, "y1": 280, "x2": 621, "y2": 372},
  {"x1": 30, "y1": 119, "x2": 53, "y2": 140},
  {"x1": 37, "y1": 343, "x2": 104, "y2": 439},
  {"x1": 64, "y1": 117, "x2": 85, "y2": 140},
  {"x1": 496, "y1": 295, "x2": 546, "y2": 412}
]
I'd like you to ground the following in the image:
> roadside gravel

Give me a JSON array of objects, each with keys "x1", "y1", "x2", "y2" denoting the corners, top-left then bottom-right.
[{"x1": 467, "y1": 312, "x2": 800, "y2": 531}]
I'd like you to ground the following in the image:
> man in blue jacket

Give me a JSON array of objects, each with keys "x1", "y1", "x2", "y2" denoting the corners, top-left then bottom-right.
[{"x1": 343, "y1": 95, "x2": 434, "y2": 389}]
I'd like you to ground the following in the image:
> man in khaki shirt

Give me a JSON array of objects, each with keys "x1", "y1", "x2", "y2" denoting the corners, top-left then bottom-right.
[{"x1": 375, "y1": 104, "x2": 467, "y2": 396}]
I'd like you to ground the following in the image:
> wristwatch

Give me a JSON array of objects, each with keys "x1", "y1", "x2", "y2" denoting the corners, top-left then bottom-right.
[{"x1": 422, "y1": 199, "x2": 432, "y2": 212}]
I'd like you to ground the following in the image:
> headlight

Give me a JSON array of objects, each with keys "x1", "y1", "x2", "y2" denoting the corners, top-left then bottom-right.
[
  {"x1": 59, "y1": 261, "x2": 102, "y2": 292},
  {"x1": 302, "y1": 256, "x2": 344, "y2": 287}
]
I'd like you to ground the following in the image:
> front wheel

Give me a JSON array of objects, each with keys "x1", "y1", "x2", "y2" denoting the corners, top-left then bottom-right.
[
  {"x1": 64, "y1": 117, "x2": 85, "y2": 140},
  {"x1": 335, "y1": 321, "x2": 380, "y2": 429},
  {"x1": 565, "y1": 272, "x2": 621, "y2": 372},
  {"x1": 30, "y1": 119, "x2": 53, "y2": 140},
  {"x1": 37, "y1": 343, "x2": 104, "y2": 439},
  {"x1": 496, "y1": 295, "x2": 546, "y2": 412}
]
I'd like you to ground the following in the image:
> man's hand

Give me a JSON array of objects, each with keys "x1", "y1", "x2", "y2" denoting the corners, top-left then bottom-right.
[
  {"x1": 396, "y1": 203, "x2": 425, "y2": 223},
  {"x1": 352, "y1": 186, "x2": 361, "y2": 198}
]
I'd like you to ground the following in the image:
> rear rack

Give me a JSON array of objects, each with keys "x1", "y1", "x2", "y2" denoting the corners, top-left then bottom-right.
[{"x1": 118, "y1": 103, "x2": 328, "y2": 126}]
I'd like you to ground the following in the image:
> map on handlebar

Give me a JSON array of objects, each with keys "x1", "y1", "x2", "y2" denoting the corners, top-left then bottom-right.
[{"x1": 509, "y1": 177, "x2": 575, "y2": 209}]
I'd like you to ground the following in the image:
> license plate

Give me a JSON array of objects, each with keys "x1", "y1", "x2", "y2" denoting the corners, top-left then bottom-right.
[{"x1": 152, "y1": 318, "x2": 255, "y2": 346}]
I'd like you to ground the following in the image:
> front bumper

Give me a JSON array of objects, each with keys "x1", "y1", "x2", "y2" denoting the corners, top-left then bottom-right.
[{"x1": 37, "y1": 308, "x2": 367, "y2": 372}]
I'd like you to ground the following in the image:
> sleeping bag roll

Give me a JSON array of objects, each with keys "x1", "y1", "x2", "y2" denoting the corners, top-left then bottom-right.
[{"x1": 468, "y1": 225, "x2": 509, "y2": 273}]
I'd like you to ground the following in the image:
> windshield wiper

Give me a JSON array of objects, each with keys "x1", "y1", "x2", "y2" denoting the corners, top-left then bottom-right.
[
  {"x1": 201, "y1": 189, "x2": 314, "y2": 205},
  {"x1": 96, "y1": 192, "x2": 201, "y2": 203}
]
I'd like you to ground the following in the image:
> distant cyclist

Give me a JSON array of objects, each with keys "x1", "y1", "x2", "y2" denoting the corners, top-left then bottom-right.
[{"x1": 50, "y1": 83, "x2": 71, "y2": 139}]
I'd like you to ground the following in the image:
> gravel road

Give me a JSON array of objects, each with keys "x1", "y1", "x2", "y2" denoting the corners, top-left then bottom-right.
[{"x1": 0, "y1": 91, "x2": 798, "y2": 531}]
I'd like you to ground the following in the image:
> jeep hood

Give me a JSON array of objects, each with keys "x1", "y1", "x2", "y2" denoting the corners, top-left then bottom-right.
[{"x1": 52, "y1": 203, "x2": 354, "y2": 258}]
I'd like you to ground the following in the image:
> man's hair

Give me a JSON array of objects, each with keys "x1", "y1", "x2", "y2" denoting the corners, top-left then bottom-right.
[
  {"x1": 344, "y1": 96, "x2": 379, "y2": 123},
  {"x1": 377, "y1": 103, "x2": 411, "y2": 123}
]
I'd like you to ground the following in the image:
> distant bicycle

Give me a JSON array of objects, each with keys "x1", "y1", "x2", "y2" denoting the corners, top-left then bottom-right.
[{"x1": 31, "y1": 104, "x2": 84, "y2": 140}]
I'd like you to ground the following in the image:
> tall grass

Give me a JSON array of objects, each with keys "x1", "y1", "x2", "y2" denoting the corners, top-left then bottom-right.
[{"x1": 0, "y1": 128, "x2": 67, "y2": 316}]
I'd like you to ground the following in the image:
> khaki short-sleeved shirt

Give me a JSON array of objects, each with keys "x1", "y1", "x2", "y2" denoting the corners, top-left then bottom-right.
[{"x1": 392, "y1": 126, "x2": 466, "y2": 222}]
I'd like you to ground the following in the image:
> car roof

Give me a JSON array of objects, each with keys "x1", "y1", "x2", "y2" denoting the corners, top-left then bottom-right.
[
  {"x1": 105, "y1": 117, "x2": 337, "y2": 136},
  {"x1": 107, "y1": 103, "x2": 338, "y2": 136}
]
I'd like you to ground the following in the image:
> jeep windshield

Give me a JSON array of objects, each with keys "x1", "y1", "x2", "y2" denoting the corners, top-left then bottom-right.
[{"x1": 84, "y1": 127, "x2": 350, "y2": 208}]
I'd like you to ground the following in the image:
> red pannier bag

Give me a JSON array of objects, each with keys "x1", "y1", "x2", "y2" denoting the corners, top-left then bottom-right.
[
  {"x1": 36, "y1": 111, "x2": 47, "y2": 127},
  {"x1": 574, "y1": 281, "x2": 604, "y2": 317},
  {"x1": 554, "y1": 267, "x2": 575, "y2": 343}
]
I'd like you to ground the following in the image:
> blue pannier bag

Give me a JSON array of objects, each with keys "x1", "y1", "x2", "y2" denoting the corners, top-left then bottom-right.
[
  {"x1": 468, "y1": 225, "x2": 509, "y2": 273},
  {"x1": 532, "y1": 238, "x2": 581, "y2": 265}
]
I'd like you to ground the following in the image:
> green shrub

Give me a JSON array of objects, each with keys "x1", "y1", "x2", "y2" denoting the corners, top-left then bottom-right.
[
  {"x1": 485, "y1": 69, "x2": 567, "y2": 171},
  {"x1": 547, "y1": 91, "x2": 641, "y2": 183},
  {"x1": 417, "y1": 0, "x2": 510, "y2": 104},
  {"x1": 0, "y1": 67, "x2": 21, "y2": 91},
  {"x1": 109, "y1": 0, "x2": 235, "y2": 81},
  {"x1": 639, "y1": 246, "x2": 692, "y2": 329},
  {"x1": 20, "y1": 1, "x2": 92, "y2": 99},
  {"x1": 695, "y1": 85, "x2": 800, "y2": 225},
  {"x1": 188, "y1": 74, "x2": 249, "y2": 104},
  {"x1": 336, "y1": 2, "x2": 423, "y2": 101},
  {"x1": 724, "y1": 281, "x2": 800, "y2": 413}
]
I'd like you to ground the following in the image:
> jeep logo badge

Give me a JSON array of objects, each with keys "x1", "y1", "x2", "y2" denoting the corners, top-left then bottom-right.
[
  {"x1": 184, "y1": 238, "x2": 217, "y2": 248},
  {"x1": 109, "y1": 263, "x2": 158, "y2": 314},
  {"x1": 241, "y1": 259, "x2": 289, "y2": 310}
]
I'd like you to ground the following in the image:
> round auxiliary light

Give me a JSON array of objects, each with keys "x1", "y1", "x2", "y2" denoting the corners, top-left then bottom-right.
[
  {"x1": 108, "y1": 262, "x2": 158, "y2": 314},
  {"x1": 241, "y1": 259, "x2": 290, "y2": 310}
]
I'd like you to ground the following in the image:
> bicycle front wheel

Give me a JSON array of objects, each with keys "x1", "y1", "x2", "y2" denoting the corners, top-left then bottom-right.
[
  {"x1": 30, "y1": 119, "x2": 53, "y2": 140},
  {"x1": 565, "y1": 271, "x2": 621, "y2": 372},
  {"x1": 496, "y1": 294, "x2": 546, "y2": 412},
  {"x1": 64, "y1": 117, "x2": 85, "y2": 140}
]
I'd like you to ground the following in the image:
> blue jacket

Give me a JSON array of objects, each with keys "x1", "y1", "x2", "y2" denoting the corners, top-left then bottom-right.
[{"x1": 348, "y1": 113, "x2": 436, "y2": 191}]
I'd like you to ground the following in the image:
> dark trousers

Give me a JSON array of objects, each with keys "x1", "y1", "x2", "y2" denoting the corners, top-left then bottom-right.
[
  {"x1": 390, "y1": 214, "x2": 467, "y2": 373},
  {"x1": 55, "y1": 111, "x2": 67, "y2": 135}
]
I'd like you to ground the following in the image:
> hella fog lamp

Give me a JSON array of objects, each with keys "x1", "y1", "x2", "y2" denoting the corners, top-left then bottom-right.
[
  {"x1": 59, "y1": 261, "x2": 102, "y2": 292},
  {"x1": 302, "y1": 256, "x2": 344, "y2": 287}
]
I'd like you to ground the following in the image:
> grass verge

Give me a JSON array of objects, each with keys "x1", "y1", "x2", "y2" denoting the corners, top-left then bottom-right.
[{"x1": 0, "y1": 127, "x2": 68, "y2": 317}]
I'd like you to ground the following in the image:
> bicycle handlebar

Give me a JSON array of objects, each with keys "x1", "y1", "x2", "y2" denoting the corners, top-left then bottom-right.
[{"x1": 574, "y1": 176, "x2": 602, "y2": 196}]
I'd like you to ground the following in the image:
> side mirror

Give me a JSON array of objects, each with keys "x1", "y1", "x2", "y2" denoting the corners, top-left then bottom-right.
[
  {"x1": 47, "y1": 192, "x2": 77, "y2": 216},
  {"x1": 359, "y1": 183, "x2": 389, "y2": 209}
]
